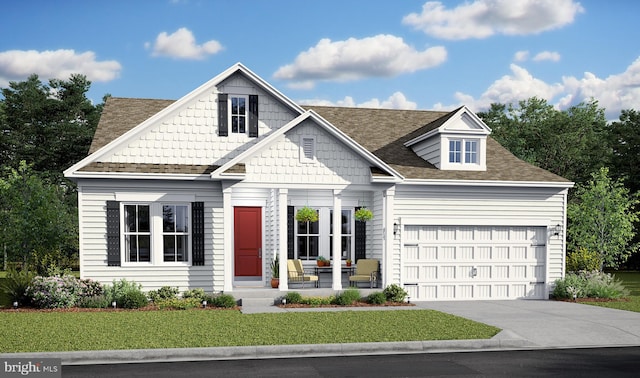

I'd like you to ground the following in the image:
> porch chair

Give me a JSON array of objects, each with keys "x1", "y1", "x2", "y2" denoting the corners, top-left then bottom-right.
[
  {"x1": 349, "y1": 259, "x2": 379, "y2": 288},
  {"x1": 287, "y1": 259, "x2": 319, "y2": 288}
]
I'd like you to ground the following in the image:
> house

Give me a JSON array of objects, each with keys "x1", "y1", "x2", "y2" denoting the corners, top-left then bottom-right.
[{"x1": 64, "y1": 63, "x2": 573, "y2": 301}]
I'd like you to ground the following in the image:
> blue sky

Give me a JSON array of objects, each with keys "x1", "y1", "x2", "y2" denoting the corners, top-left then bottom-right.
[{"x1": 1, "y1": 0, "x2": 639, "y2": 119}]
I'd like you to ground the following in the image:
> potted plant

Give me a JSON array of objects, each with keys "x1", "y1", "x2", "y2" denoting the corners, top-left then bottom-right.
[
  {"x1": 317, "y1": 256, "x2": 329, "y2": 267},
  {"x1": 346, "y1": 259, "x2": 352, "y2": 267},
  {"x1": 354, "y1": 207, "x2": 374, "y2": 222},
  {"x1": 296, "y1": 206, "x2": 318, "y2": 223},
  {"x1": 270, "y1": 255, "x2": 279, "y2": 288}
]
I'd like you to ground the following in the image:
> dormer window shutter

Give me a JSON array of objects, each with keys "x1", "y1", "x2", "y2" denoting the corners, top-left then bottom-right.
[
  {"x1": 248, "y1": 95, "x2": 259, "y2": 137},
  {"x1": 218, "y1": 93, "x2": 228, "y2": 137}
]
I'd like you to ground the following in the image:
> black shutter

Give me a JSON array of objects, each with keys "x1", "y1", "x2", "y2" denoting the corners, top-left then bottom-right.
[
  {"x1": 355, "y1": 207, "x2": 367, "y2": 261},
  {"x1": 106, "y1": 201, "x2": 121, "y2": 266},
  {"x1": 218, "y1": 93, "x2": 228, "y2": 137},
  {"x1": 287, "y1": 206, "x2": 295, "y2": 259},
  {"x1": 192, "y1": 202, "x2": 205, "y2": 266},
  {"x1": 248, "y1": 94, "x2": 259, "y2": 137}
]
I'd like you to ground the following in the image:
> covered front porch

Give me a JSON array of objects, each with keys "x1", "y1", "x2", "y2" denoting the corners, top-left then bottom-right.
[{"x1": 222, "y1": 186, "x2": 396, "y2": 292}]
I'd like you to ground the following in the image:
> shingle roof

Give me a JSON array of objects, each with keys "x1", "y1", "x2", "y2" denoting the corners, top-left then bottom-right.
[{"x1": 82, "y1": 97, "x2": 569, "y2": 183}]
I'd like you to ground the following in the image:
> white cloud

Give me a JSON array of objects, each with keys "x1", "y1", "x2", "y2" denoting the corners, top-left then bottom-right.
[
  {"x1": 0, "y1": 49, "x2": 121, "y2": 87},
  {"x1": 299, "y1": 91, "x2": 417, "y2": 110},
  {"x1": 403, "y1": 0, "x2": 584, "y2": 40},
  {"x1": 274, "y1": 34, "x2": 446, "y2": 88},
  {"x1": 149, "y1": 27, "x2": 222, "y2": 60},
  {"x1": 514, "y1": 50, "x2": 529, "y2": 62},
  {"x1": 437, "y1": 58, "x2": 640, "y2": 119},
  {"x1": 533, "y1": 51, "x2": 561, "y2": 62}
]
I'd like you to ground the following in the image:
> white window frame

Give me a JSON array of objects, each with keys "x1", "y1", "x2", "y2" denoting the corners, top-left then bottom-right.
[
  {"x1": 120, "y1": 202, "x2": 192, "y2": 266},
  {"x1": 229, "y1": 95, "x2": 248, "y2": 134},
  {"x1": 161, "y1": 203, "x2": 191, "y2": 264},
  {"x1": 122, "y1": 203, "x2": 152, "y2": 265},
  {"x1": 444, "y1": 137, "x2": 483, "y2": 170}
]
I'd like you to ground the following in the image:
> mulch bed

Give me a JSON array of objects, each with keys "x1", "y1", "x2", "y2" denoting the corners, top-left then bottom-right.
[
  {"x1": 0, "y1": 305, "x2": 240, "y2": 313},
  {"x1": 556, "y1": 297, "x2": 631, "y2": 303},
  {"x1": 278, "y1": 301, "x2": 415, "y2": 309}
]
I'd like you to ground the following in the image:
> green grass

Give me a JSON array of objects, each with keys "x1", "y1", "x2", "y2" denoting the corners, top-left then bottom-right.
[
  {"x1": 612, "y1": 271, "x2": 640, "y2": 296},
  {"x1": 585, "y1": 296, "x2": 640, "y2": 312},
  {"x1": 0, "y1": 309, "x2": 500, "y2": 353}
]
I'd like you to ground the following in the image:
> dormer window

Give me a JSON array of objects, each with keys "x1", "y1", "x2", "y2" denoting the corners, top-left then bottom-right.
[
  {"x1": 217, "y1": 93, "x2": 259, "y2": 137},
  {"x1": 449, "y1": 139, "x2": 479, "y2": 165},
  {"x1": 230, "y1": 95, "x2": 247, "y2": 134}
]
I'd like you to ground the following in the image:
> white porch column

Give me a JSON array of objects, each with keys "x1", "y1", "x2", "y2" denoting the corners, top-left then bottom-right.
[
  {"x1": 382, "y1": 187, "x2": 396, "y2": 288},
  {"x1": 278, "y1": 189, "x2": 289, "y2": 291},
  {"x1": 332, "y1": 189, "x2": 342, "y2": 290},
  {"x1": 222, "y1": 186, "x2": 233, "y2": 292}
]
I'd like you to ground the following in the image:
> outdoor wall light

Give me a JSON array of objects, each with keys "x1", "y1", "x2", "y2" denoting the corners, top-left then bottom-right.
[
  {"x1": 393, "y1": 222, "x2": 399, "y2": 236},
  {"x1": 553, "y1": 223, "x2": 563, "y2": 237}
]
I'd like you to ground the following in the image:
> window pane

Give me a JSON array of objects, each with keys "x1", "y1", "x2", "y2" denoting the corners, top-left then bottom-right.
[
  {"x1": 138, "y1": 205, "x2": 150, "y2": 232},
  {"x1": 176, "y1": 235, "x2": 188, "y2": 262},
  {"x1": 176, "y1": 205, "x2": 188, "y2": 233},
  {"x1": 125, "y1": 205, "x2": 136, "y2": 232},
  {"x1": 308, "y1": 236, "x2": 319, "y2": 258},
  {"x1": 449, "y1": 140, "x2": 461, "y2": 163},
  {"x1": 238, "y1": 97, "x2": 246, "y2": 115},
  {"x1": 163, "y1": 205, "x2": 175, "y2": 232},
  {"x1": 342, "y1": 210, "x2": 351, "y2": 234},
  {"x1": 465, "y1": 140, "x2": 478, "y2": 163},
  {"x1": 231, "y1": 97, "x2": 238, "y2": 115},
  {"x1": 163, "y1": 235, "x2": 175, "y2": 262},
  {"x1": 126, "y1": 235, "x2": 137, "y2": 262},
  {"x1": 139, "y1": 235, "x2": 151, "y2": 262},
  {"x1": 342, "y1": 236, "x2": 351, "y2": 259},
  {"x1": 232, "y1": 116, "x2": 239, "y2": 133},
  {"x1": 238, "y1": 117, "x2": 245, "y2": 133}
]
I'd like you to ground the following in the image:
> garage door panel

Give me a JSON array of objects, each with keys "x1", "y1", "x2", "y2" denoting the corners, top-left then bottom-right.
[{"x1": 402, "y1": 225, "x2": 547, "y2": 300}]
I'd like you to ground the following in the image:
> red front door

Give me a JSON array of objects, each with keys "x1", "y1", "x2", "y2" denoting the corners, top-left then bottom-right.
[{"x1": 234, "y1": 207, "x2": 262, "y2": 277}]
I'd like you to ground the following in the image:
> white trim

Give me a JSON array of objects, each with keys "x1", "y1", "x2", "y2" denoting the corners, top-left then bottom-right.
[
  {"x1": 231, "y1": 198, "x2": 267, "y2": 207},
  {"x1": 401, "y1": 179, "x2": 574, "y2": 188},
  {"x1": 400, "y1": 216, "x2": 551, "y2": 227},
  {"x1": 115, "y1": 193, "x2": 196, "y2": 202},
  {"x1": 68, "y1": 172, "x2": 211, "y2": 181},
  {"x1": 404, "y1": 106, "x2": 491, "y2": 147}
]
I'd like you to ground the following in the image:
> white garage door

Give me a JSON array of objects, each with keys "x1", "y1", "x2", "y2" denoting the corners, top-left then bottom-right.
[{"x1": 402, "y1": 225, "x2": 547, "y2": 300}]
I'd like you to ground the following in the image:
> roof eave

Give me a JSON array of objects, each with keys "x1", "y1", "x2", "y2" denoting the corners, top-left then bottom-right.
[{"x1": 401, "y1": 178, "x2": 574, "y2": 188}]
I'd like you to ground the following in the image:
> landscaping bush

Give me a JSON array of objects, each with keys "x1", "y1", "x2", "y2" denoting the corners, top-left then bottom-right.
[
  {"x1": 211, "y1": 294, "x2": 237, "y2": 308},
  {"x1": 553, "y1": 271, "x2": 629, "y2": 299},
  {"x1": 566, "y1": 247, "x2": 602, "y2": 272},
  {"x1": 383, "y1": 284, "x2": 408, "y2": 303},
  {"x1": 120, "y1": 290, "x2": 149, "y2": 309},
  {"x1": 78, "y1": 279, "x2": 104, "y2": 298},
  {"x1": 156, "y1": 297, "x2": 200, "y2": 310},
  {"x1": 334, "y1": 288, "x2": 361, "y2": 305},
  {"x1": 284, "y1": 291, "x2": 302, "y2": 304},
  {"x1": 366, "y1": 292, "x2": 387, "y2": 305},
  {"x1": 147, "y1": 286, "x2": 179, "y2": 302},
  {"x1": 104, "y1": 279, "x2": 146, "y2": 308},
  {"x1": 301, "y1": 296, "x2": 334, "y2": 306},
  {"x1": 182, "y1": 288, "x2": 207, "y2": 301},
  {"x1": 26, "y1": 275, "x2": 84, "y2": 308},
  {"x1": 0, "y1": 267, "x2": 36, "y2": 306},
  {"x1": 76, "y1": 295, "x2": 110, "y2": 309}
]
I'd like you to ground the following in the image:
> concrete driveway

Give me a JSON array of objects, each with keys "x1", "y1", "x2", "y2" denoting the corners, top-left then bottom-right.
[{"x1": 417, "y1": 300, "x2": 640, "y2": 348}]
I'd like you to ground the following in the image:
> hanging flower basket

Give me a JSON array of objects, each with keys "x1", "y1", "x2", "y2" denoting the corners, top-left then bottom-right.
[
  {"x1": 296, "y1": 206, "x2": 318, "y2": 223},
  {"x1": 354, "y1": 207, "x2": 374, "y2": 222}
]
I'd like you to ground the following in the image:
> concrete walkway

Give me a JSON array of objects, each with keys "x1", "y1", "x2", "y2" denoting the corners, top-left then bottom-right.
[{"x1": 3, "y1": 299, "x2": 640, "y2": 365}]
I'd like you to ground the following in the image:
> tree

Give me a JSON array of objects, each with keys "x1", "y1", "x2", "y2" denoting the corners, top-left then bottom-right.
[
  {"x1": 567, "y1": 167, "x2": 638, "y2": 270},
  {"x1": 0, "y1": 162, "x2": 77, "y2": 273},
  {"x1": 0, "y1": 74, "x2": 101, "y2": 184},
  {"x1": 478, "y1": 97, "x2": 610, "y2": 185},
  {"x1": 608, "y1": 109, "x2": 640, "y2": 194}
]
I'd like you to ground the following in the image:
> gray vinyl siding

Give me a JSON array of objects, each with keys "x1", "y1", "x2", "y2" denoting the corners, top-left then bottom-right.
[
  {"x1": 393, "y1": 184, "x2": 567, "y2": 286},
  {"x1": 77, "y1": 178, "x2": 222, "y2": 292}
]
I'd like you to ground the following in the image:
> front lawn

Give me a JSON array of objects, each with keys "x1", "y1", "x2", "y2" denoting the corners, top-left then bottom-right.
[
  {"x1": 0, "y1": 309, "x2": 500, "y2": 353},
  {"x1": 583, "y1": 271, "x2": 640, "y2": 312}
]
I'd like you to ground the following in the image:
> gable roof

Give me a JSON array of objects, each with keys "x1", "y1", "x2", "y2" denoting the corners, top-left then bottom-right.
[
  {"x1": 69, "y1": 99, "x2": 570, "y2": 185},
  {"x1": 306, "y1": 106, "x2": 570, "y2": 184}
]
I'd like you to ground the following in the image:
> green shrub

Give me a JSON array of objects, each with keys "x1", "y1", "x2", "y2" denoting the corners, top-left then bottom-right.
[
  {"x1": 79, "y1": 279, "x2": 104, "y2": 297},
  {"x1": 301, "y1": 296, "x2": 334, "y2": 306},
  {"x1": 76, "y1": 295, "x2": 110, "y2": 308},
  {"x1": 553, "y1": 271, "x2": 629, "y2": 299},
  {"x1": 147, "y1": 286, "x2": 179, "y2": 302},
  {"x1": 366, "y1": 292, "x2": 387, "y2": 305},
  {"x1": 0, "y1": 267, "x2": 35, "y2": 306},
  {"x1": 182, "y1": 288, "x2": 207, "y2": 301},
  {"x1": 156, "y1": 297, "x2": 200, "y2": 310},
  {"x1": 383, "y1": 284, "x2": 408, "y2": 303},
  {"x1": 104, "y1": 279, "x2": 146, "y2": 307},
  {"x1": 212, "y1": 294, "x2": 237, "y2": 308},
  {"x1": 120, "y1": 290, "x2": 149, "y2": 309},
  {"x1": 567, "y1": 247, "x2": 602, "y2": 272},
  {"x1": 284, "y1": 291, "x2": 302, "y2": 304},
  {"x1": 334, "y1": 288, "x2": 361, "y2": 305}
]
